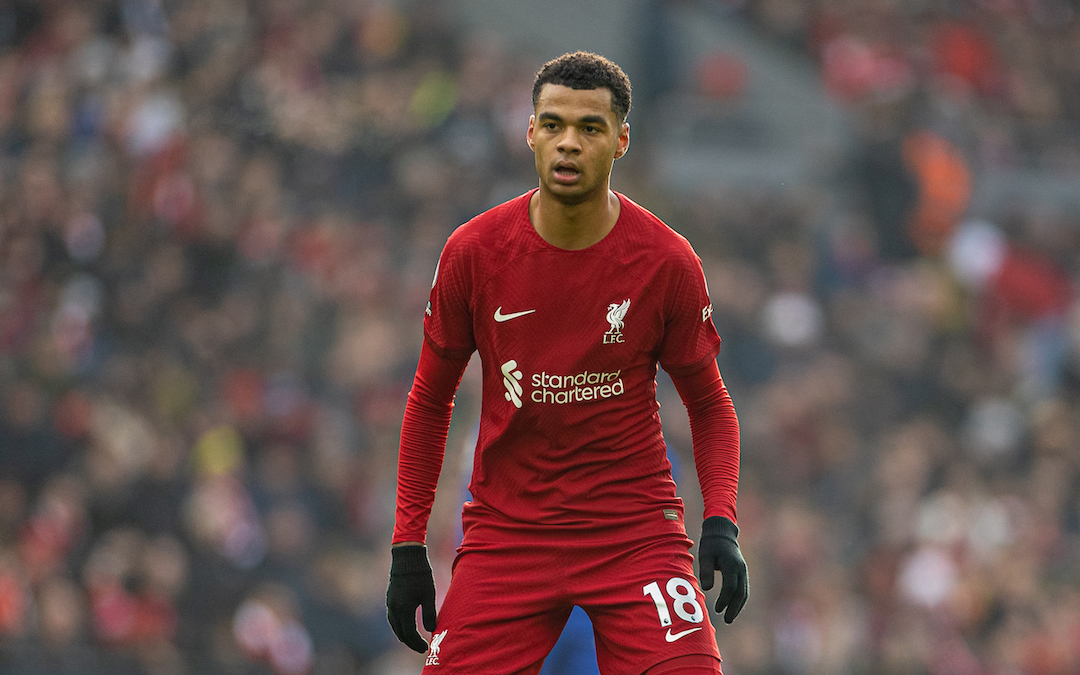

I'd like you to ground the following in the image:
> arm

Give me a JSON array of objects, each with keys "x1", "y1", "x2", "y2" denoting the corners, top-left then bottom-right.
[
  {"x1": 387, "y1": 339, "x2": 469, "y2": 653},
  {"x1": 668, "y1": 359, "x2": 739, "y2": 524},
  {"x1": 393, "y1": 338, "x2": 470, "y2": 544},
  {"x1": 669, "y1": 360, "x2": 748, "y2": 624}
]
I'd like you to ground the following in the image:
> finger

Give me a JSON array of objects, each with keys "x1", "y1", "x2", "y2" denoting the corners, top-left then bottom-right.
[
  {"x1": 388, "y1": 605, "x2": 429, "y2": 653},
  {"x1": 395, "y1": 614, "x2": 429, "y2": 654},
  {"x1": 401, "y1": 627, "x2": 430, "y2": 654},
  {"x1": 422, "y1": 593, "x2": 438, "y2": 633},
  {"x1": 697, "y1": 553, "x2": 715, "y2": 591},
  {"x1": 724, "y1": 576, "x2": 748, "y2": 624},
  {"x1": 714, "y1": 565, "x2": 737, "y2": 617}
]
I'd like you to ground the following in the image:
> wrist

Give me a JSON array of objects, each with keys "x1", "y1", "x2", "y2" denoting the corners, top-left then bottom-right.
[
  {"x1": 702, "y1": 515, "x2": 739, "y2": 541},
  {"x1": 390, "y1": 544, "x2": 431, "y2": 575}
]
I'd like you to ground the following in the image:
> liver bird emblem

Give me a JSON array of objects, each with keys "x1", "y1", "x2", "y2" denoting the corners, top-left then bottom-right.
[
  {"x1": 426, "y1": 630, "x2": 448, "y2": 665},
  {"x1": 606, "y1": 299, "x2": 631, "y2": 333}
]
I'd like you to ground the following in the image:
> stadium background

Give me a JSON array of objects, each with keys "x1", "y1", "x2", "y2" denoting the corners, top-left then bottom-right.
[{"x1": 1, "y1": 0, "x2": 1079, "y2": 673}]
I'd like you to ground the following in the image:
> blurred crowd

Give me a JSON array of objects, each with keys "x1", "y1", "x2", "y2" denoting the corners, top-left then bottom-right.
[
  {"x1": 704, "y1": 1, "x2": 1080, "y2": 674},
  {"x1": 737, "y1": 0, "x2": 1080, "y2": 173},
  {"x1": 0, "y1": 0, "x2": 1078, "y2": 674}
]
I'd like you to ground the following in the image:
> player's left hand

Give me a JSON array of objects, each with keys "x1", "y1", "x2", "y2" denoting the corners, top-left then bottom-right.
[{"x1": 696, "y1": 516, "x2": 749, "y2": 623}]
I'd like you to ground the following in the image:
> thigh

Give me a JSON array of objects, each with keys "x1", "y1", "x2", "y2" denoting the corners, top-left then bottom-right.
[
  {"x1": 541, "y1": 606, "x2": 601, "y2": 675},
  {"x1": 579, "y1": 538, "x2": 722, "y2": 675},
  {"x1": 423, "y1": 549, "x2": 573, "y2": 675}
]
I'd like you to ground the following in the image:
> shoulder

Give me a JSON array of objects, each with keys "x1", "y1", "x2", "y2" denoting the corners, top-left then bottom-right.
[
  {"x1": 616, "y1": 193, "x2": 701, "y2": 265},
  {"x1": 446, "y1": 191, "x2": 532, "y2": 254}
]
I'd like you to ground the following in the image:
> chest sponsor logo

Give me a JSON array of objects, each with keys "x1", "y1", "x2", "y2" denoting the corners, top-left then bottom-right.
[
  {"x1": 499, "y1": 361, "x2": 625, "y2": 407},
  {"x1": 501, "y1": 360, "x2": 524, "y2": 408},
  {"x1": 604, "y1": 299, "x2": 631, "y2": 344}
]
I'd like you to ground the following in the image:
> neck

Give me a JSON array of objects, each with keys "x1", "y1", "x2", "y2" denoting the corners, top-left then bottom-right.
[{"x1": 529, "y1": 186, "x2": 620, "y2": 251}]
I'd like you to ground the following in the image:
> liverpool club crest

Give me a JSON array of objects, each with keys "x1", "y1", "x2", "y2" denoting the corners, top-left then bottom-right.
[{"x1": 604, "y1": 299, "x2": 630, "y2": 344}]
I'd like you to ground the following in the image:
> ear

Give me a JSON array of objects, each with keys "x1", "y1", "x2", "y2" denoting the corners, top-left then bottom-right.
[
  {"x1": 614, "y1": 121, "x2": 630, "y2": 159},
  {"x1": 527, "y1": 114, "x2": 536, "y2": 151}
]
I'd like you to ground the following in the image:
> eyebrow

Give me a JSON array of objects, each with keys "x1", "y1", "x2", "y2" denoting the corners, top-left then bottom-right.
[{"x1": 537, "y1": 112, "x2": 610, "y2": 127}]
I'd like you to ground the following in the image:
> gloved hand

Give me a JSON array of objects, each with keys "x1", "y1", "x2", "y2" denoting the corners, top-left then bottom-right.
[
  {"x1": 696, "y1": 516, "x2": 749, "y2": 623},
  {"x1": 386, "y1": 544, "x2": 437, "y2": 653}
]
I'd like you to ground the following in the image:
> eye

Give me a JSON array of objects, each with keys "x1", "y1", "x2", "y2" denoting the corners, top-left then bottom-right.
[
  {"x1": 584, "y1": 125, "x2": 599, "y2": 133},
  {"x1": 544, "y1": 121, "x2": 558, "y2": 130}
]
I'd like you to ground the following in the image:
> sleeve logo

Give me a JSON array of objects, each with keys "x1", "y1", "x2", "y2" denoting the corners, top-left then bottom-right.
[{"x1": 426, "y1": 261, "x2": 439, "y2": 317}]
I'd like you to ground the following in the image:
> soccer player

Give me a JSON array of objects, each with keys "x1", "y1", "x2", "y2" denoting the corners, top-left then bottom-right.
[{"x1": 386, "y1": 51, "x2": 748, "y2": 674}]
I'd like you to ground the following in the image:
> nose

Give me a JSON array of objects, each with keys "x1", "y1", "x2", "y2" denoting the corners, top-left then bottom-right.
[{"x1": 556, "y1": 128, "x2": 582, "y2": 154}]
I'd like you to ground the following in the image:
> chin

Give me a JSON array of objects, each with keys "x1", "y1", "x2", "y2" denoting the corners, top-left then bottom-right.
[
  {"x1": 550, "y1": 191, "x2": 590, "y2": 206},
  {"x1": 546, "y1": 183, "x2": 595, "y2": 205}
]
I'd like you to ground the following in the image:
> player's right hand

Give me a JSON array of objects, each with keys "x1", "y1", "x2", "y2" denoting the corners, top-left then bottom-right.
[{"x1": 386, "y1": 544, "x2": 438, "y2": 653}]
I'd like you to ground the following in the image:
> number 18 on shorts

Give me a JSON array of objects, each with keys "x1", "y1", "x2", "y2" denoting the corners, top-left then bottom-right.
[{"x1": 644, "y1": 576, "x2": 705, "y2": 642}]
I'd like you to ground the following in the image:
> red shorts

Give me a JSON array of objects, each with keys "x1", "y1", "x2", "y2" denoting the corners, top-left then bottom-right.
[{"x1": 421, "y1": 530, "x2": 722, "y2": 675}]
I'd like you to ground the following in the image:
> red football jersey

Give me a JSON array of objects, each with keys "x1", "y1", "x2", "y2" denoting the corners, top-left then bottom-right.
[{"x1": 419, "y1": 190, "x2": 722, "y2": 546}]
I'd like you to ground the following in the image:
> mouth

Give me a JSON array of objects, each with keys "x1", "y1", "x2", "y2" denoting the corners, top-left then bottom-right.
[{"x1": 553, "y1": 164, "x2": 581, "y2": 184}]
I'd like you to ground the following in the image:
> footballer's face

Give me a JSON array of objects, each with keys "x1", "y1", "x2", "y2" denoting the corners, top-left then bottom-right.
[{"x1": 527, "y1": 84, "x2": 629, "y2": 206}]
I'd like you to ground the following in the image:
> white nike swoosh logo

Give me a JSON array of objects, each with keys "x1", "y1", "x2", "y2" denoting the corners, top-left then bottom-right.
[
  {"x1": 494, "y1": 307, "x2": 536, "y2": 322},
  {"x1": 665, "y1": 627, "x2": 702, "y2": 642}
]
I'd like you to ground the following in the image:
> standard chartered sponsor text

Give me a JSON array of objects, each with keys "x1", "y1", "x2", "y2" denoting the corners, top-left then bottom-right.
[{"x1": 530, "y1": 369, "x2": 624, "y2": 404}]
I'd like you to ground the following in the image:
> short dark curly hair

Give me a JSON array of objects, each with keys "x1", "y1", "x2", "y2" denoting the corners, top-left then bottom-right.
[{"x1": 532, "y1": 51, "x2": 632, "y2": 123}]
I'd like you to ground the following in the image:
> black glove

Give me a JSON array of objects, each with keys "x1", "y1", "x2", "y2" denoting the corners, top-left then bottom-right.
[
  {"x1": 386, "y1": 544, "x2": 437, "y2": 653},
  {"x1": 696, "y1": 516, "x2": 749, "y2": 624}
]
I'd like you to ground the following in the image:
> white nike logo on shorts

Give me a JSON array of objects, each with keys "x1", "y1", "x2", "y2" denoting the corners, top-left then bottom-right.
[
  {"x1": 494, "y1": 307, "x2": 536, "y2": 322},
  {"x1": 665, "y1": 627, "x2": 702, "y2": 642}
]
